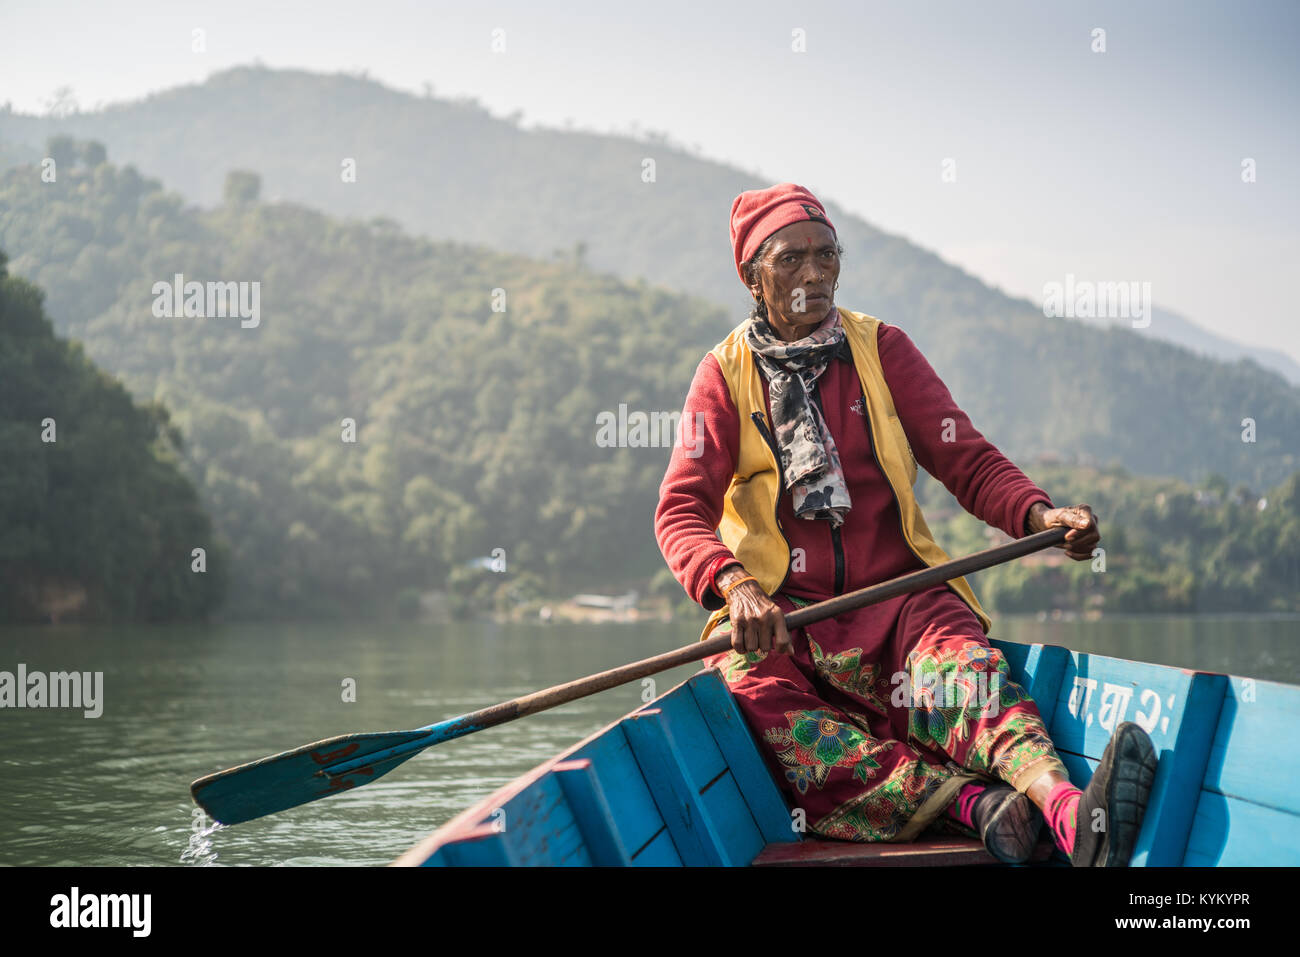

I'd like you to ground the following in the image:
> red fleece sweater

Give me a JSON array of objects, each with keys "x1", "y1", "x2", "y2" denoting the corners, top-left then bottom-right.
[{"x1": 654, "y1": 320, "x2": 1053, "y2": 610}]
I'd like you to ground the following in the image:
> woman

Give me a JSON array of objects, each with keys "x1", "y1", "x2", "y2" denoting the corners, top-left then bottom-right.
[{"x1": 654, "y1": 183, "x2": 1156, "y2": 865}]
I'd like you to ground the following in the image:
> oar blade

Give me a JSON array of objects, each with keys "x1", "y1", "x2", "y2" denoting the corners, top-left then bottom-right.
[{"x1": 191, "y1": 728, "x2": 430, "y2": 825}]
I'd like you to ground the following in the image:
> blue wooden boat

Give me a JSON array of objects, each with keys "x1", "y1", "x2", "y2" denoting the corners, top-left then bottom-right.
[{"x1": 393, "y1": 639, "x2": 1300, "y2": 866}]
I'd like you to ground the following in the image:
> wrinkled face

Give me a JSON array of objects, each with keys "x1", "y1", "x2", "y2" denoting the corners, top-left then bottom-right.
[{"x1": 747, "y1": 220, "x2": 840, "y2": 339}]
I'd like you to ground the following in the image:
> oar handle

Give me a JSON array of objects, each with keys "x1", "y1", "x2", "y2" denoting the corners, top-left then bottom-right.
[{"x1": 433, "y1": 526, "x2": 1069, "y2": 740}]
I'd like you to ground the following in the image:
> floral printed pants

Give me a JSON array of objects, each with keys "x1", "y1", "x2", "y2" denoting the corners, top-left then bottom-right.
[{"x1": 705, "y1": 585, "x2": 1067, "y2": 842}]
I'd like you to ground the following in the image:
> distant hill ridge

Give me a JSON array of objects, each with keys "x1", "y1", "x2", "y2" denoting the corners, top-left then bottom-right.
[
  {"x1": 1, "y1": 68, "x2": 1297, "y2": 491},
  {"x1": 1, "y1": 65, "x2": 1296, "y2": 387}
]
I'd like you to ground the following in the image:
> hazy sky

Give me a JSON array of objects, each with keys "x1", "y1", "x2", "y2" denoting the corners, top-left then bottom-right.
[{"x1": 3, "y1": 0, "x2": 1298, "y2": 362}]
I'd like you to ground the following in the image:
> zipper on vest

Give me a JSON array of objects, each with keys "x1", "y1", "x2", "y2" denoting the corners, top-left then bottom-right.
[
  {"x1": 830, "y1": 524, "x2": 845, "y2": 595},
  {"x1": 750, "y1": 410, "x2": 793, "y2": 594},
  {"x1": 808, "y1": 386, "x2": 847, "y2": 596}
]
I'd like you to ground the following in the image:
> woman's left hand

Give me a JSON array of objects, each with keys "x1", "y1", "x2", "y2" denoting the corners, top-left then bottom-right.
[{"x1": 1029, "y1": 502, "x2": 1101, "y2": 561}]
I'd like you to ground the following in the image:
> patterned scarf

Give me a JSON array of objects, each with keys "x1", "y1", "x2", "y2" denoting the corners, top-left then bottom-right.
[{"x1": 745, "y1": 309, "x2": 852, "y2": 527}]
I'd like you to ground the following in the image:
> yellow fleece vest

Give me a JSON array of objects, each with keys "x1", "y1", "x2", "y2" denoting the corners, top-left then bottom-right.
[{"x1": 698, "y1": 306, "x2": 992, "y2": 642}]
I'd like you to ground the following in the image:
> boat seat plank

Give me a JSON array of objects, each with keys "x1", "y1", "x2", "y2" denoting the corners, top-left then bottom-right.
[
  {"x1": 645, "y1": 685, "x2": 729, "y2": 791},
  {"x1": 688, "y1": 670, "x2": 799, "y2": 845},
  {"x1": 698, "y1": 769, "x2": 766, "y2": 865},
  {"x1": 623, "y1": 708, "x2": 733, "y2": 865},
  {"x1": 570, "y1": 728, "x2": 669, "y2": 857},
  {"x1": 553, "y1": 759, "x2": 633, "y2": 865}
]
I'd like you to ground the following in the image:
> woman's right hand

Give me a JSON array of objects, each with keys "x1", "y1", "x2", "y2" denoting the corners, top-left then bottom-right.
[{"x1": 715, "y1": 564, "x2": 793, "y2": 655}]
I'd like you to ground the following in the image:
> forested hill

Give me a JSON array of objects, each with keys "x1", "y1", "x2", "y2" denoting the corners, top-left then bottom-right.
[
  {"x1": 3, "y1": 147, "x2": 1300, "y2": 617},
  {"x1": 1, "y1": 66, "x2": 1297, "y2": 386},
  {"x1": 0, "y1": 252, "x2": 225, "y2": 623},
  {"x1": 2, "y1": 68, "x2": 1299, "y2": 493},
  {"x1": 4, "y1": 129, "x2": 1299, "y2": 492},
  {"x1": 1, "y1": 154, "x2": 733, "y2": 617}
]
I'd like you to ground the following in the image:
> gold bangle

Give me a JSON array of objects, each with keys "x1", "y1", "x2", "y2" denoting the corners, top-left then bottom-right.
[{"x1": 720, "y1": 575, "x2": 758, "y2": 599}]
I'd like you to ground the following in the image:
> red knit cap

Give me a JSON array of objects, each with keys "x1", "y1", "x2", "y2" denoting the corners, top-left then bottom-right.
[{"x1": 730, "y1": 183, "x2": 836, "y2": 285}]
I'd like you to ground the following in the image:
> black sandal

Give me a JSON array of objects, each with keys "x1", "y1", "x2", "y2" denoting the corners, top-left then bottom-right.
[
  {"x1": 972, "y1": 785, "x2": 1043, "y2": 864},
  {"x1": 1071, "y1": 722, "x2": 1158, "y2": 867}
]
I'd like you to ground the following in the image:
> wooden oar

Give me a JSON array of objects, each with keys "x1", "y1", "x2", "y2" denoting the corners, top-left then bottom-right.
[{"x1": 190, "y1": 526, "x2": 1068, "y2": 824}]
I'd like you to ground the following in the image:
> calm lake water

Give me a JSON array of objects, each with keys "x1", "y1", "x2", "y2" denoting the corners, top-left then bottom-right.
[{"x1": 1, "y1": 615, "x2": 1296, "y2": 867}]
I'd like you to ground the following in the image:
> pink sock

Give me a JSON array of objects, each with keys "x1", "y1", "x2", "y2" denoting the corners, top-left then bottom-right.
[
  {"x1": 1044, "y1": 781, "x2": 1082, "y2": 855},
  {"x1": 946, "y1": 782, "x2": 987, "y2": 829}
]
